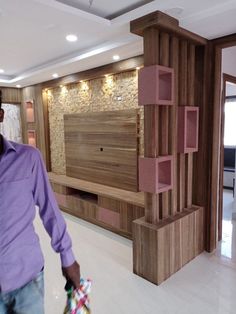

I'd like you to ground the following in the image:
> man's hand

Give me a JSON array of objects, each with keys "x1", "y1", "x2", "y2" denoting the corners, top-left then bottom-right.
[{"x1": 62, "y1": 261, "x2": 81, "y2": 289}]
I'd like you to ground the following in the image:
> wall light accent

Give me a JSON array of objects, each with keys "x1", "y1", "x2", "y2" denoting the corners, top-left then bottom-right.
[
  {"x1": 113, "y1": 55, "x2": 120, "y2": 61},
  {"x1": 66, "y1": 34, "x2": 78, "y2": 42}
]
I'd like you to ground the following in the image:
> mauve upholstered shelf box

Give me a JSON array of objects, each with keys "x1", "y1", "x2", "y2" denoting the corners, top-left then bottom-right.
[
  {"x1": 178, "y1": 106, "x2": 199, "y2": 153},
  {"x1": 139, "y1": 156, "x2": 173, "y2": 193},
  {"x1": 26, "y1": 100, "x2": 35, "y2": 123},
  {"x1": 138, "y1": 65, "x2": 174, "y2": 106},
  {"x1": 27, "y1": 130, "x2": 36, "y2": 148}
]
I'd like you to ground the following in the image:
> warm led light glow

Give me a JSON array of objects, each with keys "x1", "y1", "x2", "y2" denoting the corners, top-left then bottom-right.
[
  {"x1": 81, "y1": 81, "x2": 89, "y2": 91},
  {"x1": 113, "y1": 55, "x2": 120, "y2": 61},
  {"x1": 136, "y1": 67, "x2": 140, "y2": 70},
  {"x1": 0, "y1": 69, "x2": 4, "y2": 73},
  {"x1": 66, "y1": 34, "x2": 78, "y2": 42},
  {"x1": 52, "y1": 73, "x2": 59, "y2": 78}
]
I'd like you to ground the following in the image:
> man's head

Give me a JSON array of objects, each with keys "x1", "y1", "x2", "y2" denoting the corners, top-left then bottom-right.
[{"x1": 0, "y1": 90, "x2": 4, "y2": 123}]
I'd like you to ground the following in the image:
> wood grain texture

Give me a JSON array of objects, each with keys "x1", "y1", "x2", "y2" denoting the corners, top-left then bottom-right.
[
  {"x1": 64, "y1": 109, "x2": 139, "y2": 191},
  {"x1": 22, "y1": 85, "x2": 49, "y2": 169},
  {"x1": 0, "y1": 87, "x2": 22, "y2": 104},
  {"x1": 49, "y1": 172, "x2": 144, "y2": 208},
  {"x1": 169, "y1": 36, "x2": 179, "y2": 215},
  {"x1": 186, "y1": 44, "x2": 195, "y2": 207},
  {"x1": 130, "y1": 11, "x2": 207, "y2": 45},
  {"x1": 143, "y1": 27, "x2": 160, "y2": 224},
  {"x1": 133, "y1": 206, "x2": 204, "y2": 285},
  {"x1": 53, "y1": 188, "x2": 144, "y2": 239},
  {"x1": 159, "y1": 32, "x2": 170, "y2": 219},
  {"x1": 178, "y1": 41, "x2": 188, "y2": 212}
]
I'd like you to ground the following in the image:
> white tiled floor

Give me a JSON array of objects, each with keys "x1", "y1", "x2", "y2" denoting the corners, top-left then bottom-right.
[{"x1": 34, "y1": 191, "x2": 236, "y2": 314}]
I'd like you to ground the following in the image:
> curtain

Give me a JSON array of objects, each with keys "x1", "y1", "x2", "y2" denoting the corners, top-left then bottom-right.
[{"x1": 0, "y1": 103, "x2": 22, "y2": 143}]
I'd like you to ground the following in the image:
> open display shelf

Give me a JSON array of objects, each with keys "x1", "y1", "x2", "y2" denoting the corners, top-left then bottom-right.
[
  {"x1": 26, "y1": 100, "x2": 35, "y2": 123},
  {"x1": 178, "y1": 106, "x2": 199, "y2": 153},
  {"x1": 138, "y1": 65, "x2": 174, "y2": 106},
  {"x1": 27, "y1": 130, "x2": 36, "y2": 147},
  {"x1": 139, "y1": 156, "x2": 173, "y2": 194}
]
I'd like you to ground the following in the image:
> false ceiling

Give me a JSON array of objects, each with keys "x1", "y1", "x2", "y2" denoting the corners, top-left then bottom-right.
[{"x1": 0, "y1": 0, "x2": 236, "y2": 87}]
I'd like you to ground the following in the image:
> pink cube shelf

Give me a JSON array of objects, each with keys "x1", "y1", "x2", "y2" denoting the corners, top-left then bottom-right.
[
  {"x1": 27, "y1": 130, "x2": 36, "y2": 148},
  {"x1": 138, "y1": 65, "x2": 174, "y2": 106},
  {"x1": 178, "y1": 106, "x2": 199, "y2": 153},
  {"x1": 139, "y1": 156, "x2": 173, "y2": 194},
  {"x1": 26, "y1": 101, "x2": 35, "y2": 123}
]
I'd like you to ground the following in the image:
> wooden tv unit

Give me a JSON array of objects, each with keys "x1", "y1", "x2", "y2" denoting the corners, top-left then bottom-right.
[{"x1": 49, "y1": 172, "x2": 145, "y2": 239}]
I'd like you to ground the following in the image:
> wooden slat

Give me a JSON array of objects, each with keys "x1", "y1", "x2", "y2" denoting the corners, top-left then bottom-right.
[
  {"x1": 186, "y1": 44, "x2": 195, "y2": 207},
  {"x1": 64, "y1": 109, "x2": 139, "y2": 192},
  {"x1": 159, "y1": 32, "x2": 170, "y2": 219},
  {"x1": 143, "y1": 27, "x2": 160, "y2": 224},
  {"x1": 169, "y1": 36, "x2": 179, "y2": 215},
  {"x1": 178, "y1": 41, "x2": 188, "y2": 211}
]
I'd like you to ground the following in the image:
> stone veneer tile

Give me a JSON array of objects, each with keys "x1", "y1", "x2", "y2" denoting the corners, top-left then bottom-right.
[{"x1": 48, "y1": 70, "x2": 144, "y2": 174}]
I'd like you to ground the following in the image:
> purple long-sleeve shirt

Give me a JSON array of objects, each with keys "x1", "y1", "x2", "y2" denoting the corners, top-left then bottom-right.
[{"x1": 0, "y1": 136, "x2": 75, "y2": 293}]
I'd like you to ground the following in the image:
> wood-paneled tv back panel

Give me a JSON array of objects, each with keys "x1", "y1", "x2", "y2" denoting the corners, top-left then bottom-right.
[{"x1": 64, "y1": 109, "x2": 139, "y2": 192}]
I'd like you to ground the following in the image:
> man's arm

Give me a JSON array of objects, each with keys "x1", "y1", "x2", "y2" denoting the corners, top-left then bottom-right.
[{"x1": 31, "y1": 148, "x2": 81, "y2": 288}]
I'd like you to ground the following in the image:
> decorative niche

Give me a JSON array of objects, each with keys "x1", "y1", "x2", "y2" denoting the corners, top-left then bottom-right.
[
  {"x1": 178, "y1": 106, "x2": 199, "y2": 153},
  {"x1": 138, "y1": 65, "x2": 174, "y2": 106},
  {"x1": 26, "y1": 100, "x2": 35, "y2": 123},
  {"x1": 139, "y1": 156, "x2": 173, "y2": 194},
  {"x1": 27, "y1": 130, "x2": 36, "y2": 147}
]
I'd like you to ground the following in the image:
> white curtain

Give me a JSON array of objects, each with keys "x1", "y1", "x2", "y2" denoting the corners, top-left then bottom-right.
[{"x1": 0, "y1": 103, "x2": 22, "y2": 143}]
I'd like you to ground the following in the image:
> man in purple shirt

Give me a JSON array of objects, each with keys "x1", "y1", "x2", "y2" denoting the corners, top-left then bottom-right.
[{"x1": 0, "y1": 97, "x2": 80, "y2": 313}]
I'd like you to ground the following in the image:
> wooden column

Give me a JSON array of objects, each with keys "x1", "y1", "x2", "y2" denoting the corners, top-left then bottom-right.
[{"x1": 131, "y1": 10, "x2": 206, "y2": 285}]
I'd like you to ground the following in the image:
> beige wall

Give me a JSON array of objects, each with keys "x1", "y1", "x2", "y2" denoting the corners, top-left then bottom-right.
[{"x1": 47, "y1": 70, "x2": 143, "y2": 174}]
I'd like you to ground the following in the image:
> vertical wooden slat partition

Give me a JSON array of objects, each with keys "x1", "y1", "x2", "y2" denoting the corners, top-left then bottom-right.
[{"x1": 131, "y1": 11, "x2": 206, "y2": 285}]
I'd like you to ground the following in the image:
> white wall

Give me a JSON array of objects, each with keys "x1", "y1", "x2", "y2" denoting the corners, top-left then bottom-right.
[{"x1": 222, "y1": 46, "x2": 236, "y2": 78}]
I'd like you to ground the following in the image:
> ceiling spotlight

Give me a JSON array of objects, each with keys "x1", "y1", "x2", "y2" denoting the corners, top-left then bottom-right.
[
  {"x1": 0, "y1": 69, "x2": 4, "y2": 74},
  {"x1": 16, "y1": 85, "x2": 21, "y2": 88},
  {"x1": 66, "y1": 34, "x2": 78, "y2": 42},
  {"x1": 52, "y1": 73, "x2": 59, "y2": 78},
  {"x1": 136, "y1": 67, "x2": 140, "y2": 70},
  {"x1": 113, "y1": 55, "x2": 120, "y2": 61}
]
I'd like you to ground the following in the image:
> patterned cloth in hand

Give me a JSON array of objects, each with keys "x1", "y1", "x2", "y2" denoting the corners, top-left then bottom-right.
[{"x1": 64, "y1": 278, "x2": 92, "y2": 314}]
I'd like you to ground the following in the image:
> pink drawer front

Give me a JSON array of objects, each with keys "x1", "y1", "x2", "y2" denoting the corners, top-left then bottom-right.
[{"x1": 98, "y1": 207, "x2": 120, "y2": 229}]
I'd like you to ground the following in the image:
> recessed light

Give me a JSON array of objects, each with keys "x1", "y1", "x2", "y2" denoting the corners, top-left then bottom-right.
[
  {"x1": 16, "y1": 85, "x2": 21, "y2": 88},
  {"x1": 113, "y1": 55, "x2": 120, "y2": 61},
  {"x1": 136, "y1": 67, "x2": 140, "y2": 70},
  {"x1": 66, "y1": 34, "x2": 78, "y2": 42},
  {"x1": 0, "y1": 69, "x2": 4, "y2": 73},
  {"x1": 52, "y1": 73, "x2": 59, "y2": 78}
]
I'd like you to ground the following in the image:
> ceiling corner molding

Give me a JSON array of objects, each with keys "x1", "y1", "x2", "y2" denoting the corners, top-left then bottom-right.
[{"x1": 33, "y1": 0, "x2": 111, "y2": 25}]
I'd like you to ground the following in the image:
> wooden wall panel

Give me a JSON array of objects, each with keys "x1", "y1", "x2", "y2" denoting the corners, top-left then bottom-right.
[
  {"x1": 22, "y1": 85, "x2": 49, "y2": 168},
  {"x1": 64, "y1": 109, "x2": 139, "y2": 191},
  {"x1": 0, "y1": 87, "x2": 22, "y2": 104}
]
